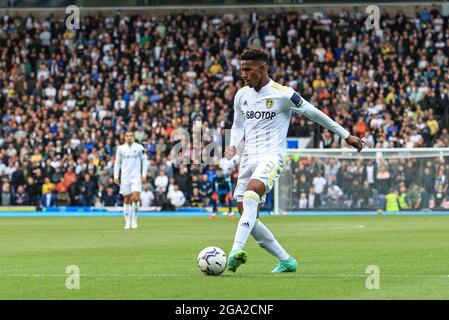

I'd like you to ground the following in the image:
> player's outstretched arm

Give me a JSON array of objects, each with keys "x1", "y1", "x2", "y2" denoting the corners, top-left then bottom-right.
[{"x1": 289, "y1": 92, "x2": 365, "y2": 152}]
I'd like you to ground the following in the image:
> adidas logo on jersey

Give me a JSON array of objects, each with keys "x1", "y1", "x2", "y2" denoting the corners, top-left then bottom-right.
[{"x1": 245, "y1": 111, "x2": 276, "y2": 120}]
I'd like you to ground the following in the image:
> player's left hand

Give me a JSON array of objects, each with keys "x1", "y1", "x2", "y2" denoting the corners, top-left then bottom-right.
[
  {"x1": 345, "y1": 135, "x2": 366, "y2": 152},
  {"x1": 141, "y1": 176, "x2": 146, "y2": 184}
]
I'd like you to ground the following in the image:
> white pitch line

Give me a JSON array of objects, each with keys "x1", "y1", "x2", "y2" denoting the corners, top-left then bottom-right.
[
  {"x1": 0, "y1": 273, "x2": 448, "y2": 278},
  {"x1": 297, "y1": 225, "x2": 367, "y2": 231},
  {"x1": 328, "y1": 225, "x2": 366, "y2": 230}
]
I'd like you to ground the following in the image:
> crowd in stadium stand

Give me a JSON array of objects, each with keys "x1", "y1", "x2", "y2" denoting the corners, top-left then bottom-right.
[
  {"x1": 0, "y1": 7, "x2": 448, "y2": 211},
  {"x1": 283, "y1": 156, "x2": 449, "y2": 211}
]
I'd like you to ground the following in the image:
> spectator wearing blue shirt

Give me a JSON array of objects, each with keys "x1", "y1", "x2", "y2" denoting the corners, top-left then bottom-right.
[
  {"x1": 101, "y1": 187, "x2": 118, "y2": 207},
  {"x1": 13, "y1": 185, "x2": 29, "y2": 205}
]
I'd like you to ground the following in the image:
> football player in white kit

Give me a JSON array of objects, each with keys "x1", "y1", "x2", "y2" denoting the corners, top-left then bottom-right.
[
  {"x1": 114, "y1": 131, "x2": 149, "y2": 229},
  {"x1": 226, "y1": 49, "x2": 365, "y2": 273}
]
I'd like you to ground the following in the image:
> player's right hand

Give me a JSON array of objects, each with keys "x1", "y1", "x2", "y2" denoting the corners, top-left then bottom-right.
[
  {"x1": 225, "y1": 146, "x2": 236, "y2": 160},
  {"x1": 345, "y1": 135, "x2": 366, "y2": 153},
  {"x1": 114, "y1": 178, "x2": 120, "y2": 185}
]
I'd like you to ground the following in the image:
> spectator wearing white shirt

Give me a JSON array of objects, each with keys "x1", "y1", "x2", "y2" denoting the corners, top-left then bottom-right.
[
  {"x1": 166, "y1": 177, "x2": 176, "y2": 199},
  {"x1": 70, "y1": 134, "x2": 81, "y2": 149},
  {"x1": 364, "y1": 160, "x2": 376, "y2": 186},
  {"x1": 44, "y1": 81, "x2": 57, "y2": 98},
  {"x1": 312, "y1": 171, "x2": 327, "y2": 207},
  {"x1": 287, "y1": 24, "x2": 297, "y2": 43},
  {"x1": 369, "y1": 114, "x2": 385, "y2": 130},
  {"x1": 4, "y1": 159, "x2": 16, "y2": 180},
  {"x1": 37, "y1": 64, "x2": 49, "y2": 80},
  {"x1": 313, "y1": 10, "x2": 324, "y2": 21},
  {"x1": 312, "y1": 171, "x2": 327, "y2": 195},
  {"x1": 154, "y1": 169, "x2": 169, "y2": 192},
  {"x1": 168, "y1": 184, "x2": 186, "y2": 208},
  {"x1": 410, "y1": 128, "x2": 424, "y2": 147},
  {"x1": 6, "y1": 143, "x2": 17, "y2": 158},
  {"x1": 103, "y1": 50, "x2": 115, "y2": 68},
  {"x1": 327, "y1": 184, "x2": 344, "y2": 203},
  {"x1": 400, "y1": 134, "x2": 413, "y2": 148},
  {"x1": 315, "y1": 44, "x2": 326, "y2": 63},
  {"x1": 140, "y1": 184, "x2": 155, "y2": 207},
  {"x1": 264, "y1": 31, "x2": 276, "y2": 49},
  {"x1": 308, "y1": 187, "x2": 318, "y2": 209},
  {"x1": 299, "y1": 193, "x2": 308, "y2": 209},
  {"x1": 39, "y1": 26, "x2": 51, "y2": 46}
]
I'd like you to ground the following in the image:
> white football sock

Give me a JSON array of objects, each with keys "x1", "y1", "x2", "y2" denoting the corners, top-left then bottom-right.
[
  {"x1": 251, "y1": 220, "x2": 290, "y2": 261},
  {"x1": 131, "y1": 201, "x2": 138, "y2": 223},
  {"x1": 124, "y1": 203, "x2": 130, "y2": 225},
  {"x1": 231, "y1": 191, "x2": 260, "y2": 253}
]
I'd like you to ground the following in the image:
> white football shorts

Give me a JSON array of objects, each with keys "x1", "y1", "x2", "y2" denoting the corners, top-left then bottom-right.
[
  {"x1": 233, "y1": 155, "x2": 284, "y2": 204},
  {"x1": 120, "y1": 178, "x2": 142, "y2": 195}
]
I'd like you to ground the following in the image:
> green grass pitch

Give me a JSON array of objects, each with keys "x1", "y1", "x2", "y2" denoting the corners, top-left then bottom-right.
[{"x1": 1, "y1": 215, "x2": 449, "y2": 299}]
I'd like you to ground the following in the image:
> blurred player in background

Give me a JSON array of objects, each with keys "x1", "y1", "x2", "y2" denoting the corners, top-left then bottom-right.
[
  {"x1": 114, "y1": 131, "x2": 149, "y2": 230},
  {"x1": 211, "y1": 168, "x2": 234, "y2": 219},
  {"x1": 226, "y1": 49, "x2": 365, "y2": 273}
]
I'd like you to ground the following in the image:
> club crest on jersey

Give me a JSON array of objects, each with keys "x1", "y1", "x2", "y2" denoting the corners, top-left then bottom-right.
[{"x1": 265, "y1": 99, "x2": 274, "y2": 109}]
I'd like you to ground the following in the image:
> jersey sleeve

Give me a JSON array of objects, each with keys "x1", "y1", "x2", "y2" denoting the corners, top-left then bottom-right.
[
  {"x1": 229, "y1": 89, "x2": 245, "y2": 147},
  {"x1": 113, "y1": 146, "x2": 121, "y2": 180},
  {"x1": 286, "y1": 89, "x2": 350, "y2": 140}
]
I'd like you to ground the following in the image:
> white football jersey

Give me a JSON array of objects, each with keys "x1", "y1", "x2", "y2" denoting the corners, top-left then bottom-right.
[
  {"x1": 230, "y1": 79, "x2": 350, "y2": 159},
  {"x1": 114, "y1": 142, "x2": 149, "y2": 181}
]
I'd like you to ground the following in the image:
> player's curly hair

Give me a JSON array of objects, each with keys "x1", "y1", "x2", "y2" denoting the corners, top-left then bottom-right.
[{"x1": 240, "y1": 49, "x2": 269, "y2": 64}]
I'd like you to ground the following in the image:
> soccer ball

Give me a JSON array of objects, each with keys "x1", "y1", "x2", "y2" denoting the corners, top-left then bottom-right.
[{"x1": 197, "y1": 246, "x2": 227, "y2": 276}]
